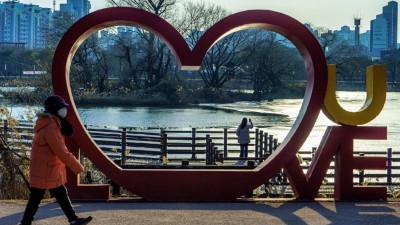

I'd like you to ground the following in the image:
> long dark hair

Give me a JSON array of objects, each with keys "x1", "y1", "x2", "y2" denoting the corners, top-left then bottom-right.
[{"x1": 240, "y1": 117, "x2": 247, "y2": 129}]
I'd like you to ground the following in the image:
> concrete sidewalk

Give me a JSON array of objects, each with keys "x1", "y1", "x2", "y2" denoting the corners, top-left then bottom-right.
[{"x1": 1, "y1": 200, "x2": 399, "y2": 225}]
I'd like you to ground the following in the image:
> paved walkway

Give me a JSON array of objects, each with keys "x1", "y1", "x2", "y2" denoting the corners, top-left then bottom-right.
[{"x1": 1, "y1": 200, "x2": 399, "y2": 225}]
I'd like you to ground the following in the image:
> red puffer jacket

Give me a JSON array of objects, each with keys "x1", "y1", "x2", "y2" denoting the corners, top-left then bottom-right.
[{"x1": 29, "y1": 113, "x2": 84, "y2": 189}]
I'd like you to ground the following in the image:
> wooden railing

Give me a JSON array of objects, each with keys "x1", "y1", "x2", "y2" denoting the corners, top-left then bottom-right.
[
  {"x1": 295, "y1": 148, "x2": 400, "y2": 186},
  {"x1": 1, "y1": 120, "x2": 279, "y2": 164},
  {"x1": 87, "y1": 126, "x2": 280, "y2": 165},
  {"x1": 1, "y1": 120, "x2": 399, "y2": 188}
]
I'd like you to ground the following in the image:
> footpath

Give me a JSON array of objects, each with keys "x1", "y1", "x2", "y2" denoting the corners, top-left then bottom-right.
[{"x1": 1, "y1": 199, "x2": 399, "y2": 225}]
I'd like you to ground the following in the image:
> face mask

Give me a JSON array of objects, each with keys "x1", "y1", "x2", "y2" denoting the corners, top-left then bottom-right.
[{"x1": 57, "y1": 107, "x2": 67, "y2": 118}]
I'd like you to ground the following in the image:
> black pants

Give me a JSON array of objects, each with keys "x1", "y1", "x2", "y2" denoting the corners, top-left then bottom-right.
[
  {"x1": 239, "y1": 144, "x2": 249, "y2": 158},
  {"x1": 21, "y1": 185, "x2": 77, "y2": 225}
]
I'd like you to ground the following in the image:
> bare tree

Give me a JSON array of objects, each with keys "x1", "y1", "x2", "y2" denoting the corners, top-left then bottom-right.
[
  {"x1": 175, "y1": 2, "x2": 258, "y2": 90},
  {"x1": 106, "y1": 0, "x2": 179, "y2": 88},
  {"x1": 174, "y1": 1, "x2": 229, "y2": 39},
  {"x1": 196, "y1": 30, "x2": 257, "y2": 89},
  {"x1": 92, "y1": 48, "x2": 111, "y2": 93},
  {"x1": 244, "y1": 31, "x2": 303, "y2": 101},
  {"x1": 108, "y1": 32, "x2": 143, "y2": 90},
  {"x1": 71, "y1": 36, "x2": 97, "y2": 91},
  {"x1": 106, "y1": 0, "x2": 177, "y2": 19},
  {"x1": 45, "y1": 11, "x2": 74, "y2": 49},
  {"x1": 317, "y1": 28, "x2": 368, "y2": 83}
]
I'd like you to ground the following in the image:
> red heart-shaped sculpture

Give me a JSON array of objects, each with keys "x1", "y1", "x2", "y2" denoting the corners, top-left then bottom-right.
[{"x1": 52, "y1": 7, "x2": 327, "y2": 201}]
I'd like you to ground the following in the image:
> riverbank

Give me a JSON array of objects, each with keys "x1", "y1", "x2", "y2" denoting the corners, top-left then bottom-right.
[
  {"x1": 0, "y1": 82, "x2": 307, "y2": 107},
  {"x1": 1, "y1": 79, "x2": 400, "y2": 107},
  {"x1": 71, "y1": 85, "x2": 306, "y2": 107}
]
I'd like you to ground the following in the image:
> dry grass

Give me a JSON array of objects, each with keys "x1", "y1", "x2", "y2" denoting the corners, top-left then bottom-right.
[{"x1": 0, "y1": 107, "x2": 32, "y2": 200}]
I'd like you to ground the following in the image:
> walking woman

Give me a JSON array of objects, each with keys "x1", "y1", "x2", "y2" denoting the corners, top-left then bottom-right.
[
  {"x1": 236, "y1": 117, "x2": 253, "y2": 158},
  {"x1": 19, "y1": 95, "x2": 92, "y2": 225}
]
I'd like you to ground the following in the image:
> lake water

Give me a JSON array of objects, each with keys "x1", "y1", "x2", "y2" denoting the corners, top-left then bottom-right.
[{"x1": 6, "y1": 91, "x2": 400, "y2": 152}]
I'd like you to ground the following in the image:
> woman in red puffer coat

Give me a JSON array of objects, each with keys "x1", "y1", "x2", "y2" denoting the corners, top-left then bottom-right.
[{"x1": 20, "y1": 95, "x2": 92, "y2": 225}]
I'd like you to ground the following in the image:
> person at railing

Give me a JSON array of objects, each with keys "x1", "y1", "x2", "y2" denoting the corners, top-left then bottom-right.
[
  {"x1": 19, "y1": 95, "x2": 92, "y2": 225},
  {"x1": 236, "y1": 117, "x2": 254, "y2": 162}
]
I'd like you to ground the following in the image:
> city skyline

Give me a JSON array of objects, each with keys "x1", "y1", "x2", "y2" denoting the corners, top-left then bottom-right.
[
  {"x1": 203, "y1": 0, "x2": 397, "y2": 33},
  {"x1": 16, "y1": 0, "x2": 398, "y2": 34}
]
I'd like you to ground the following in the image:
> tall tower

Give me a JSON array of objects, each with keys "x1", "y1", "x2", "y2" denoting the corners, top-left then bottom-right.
[
  {"x1": 53, "y1": 0, "x2": 56, "y2": 11},
  {"x1": 354, "y1": 17, "x2": 361, "y2": 46}
]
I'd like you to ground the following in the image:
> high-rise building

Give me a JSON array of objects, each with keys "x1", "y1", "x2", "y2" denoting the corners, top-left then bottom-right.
[
  {"x1": 60, "y1": 0, "x2": 91, "y2": 21},
  {"x1": 383, "y1": 1, "x2": 398, "y2": 50},
  {"x1": 370, "y1": 1, "x2": 398, "y2": 57},
  {"x1": 371, "y1": 14, "x2": 388, "y2": 55},
  {"x1": 360, "y1": 30, "x2": 371, "y2": 49},
  {"x1": 331, "y1": 24, "x2": 370, "y2": 55},
  {"x1": 334, "y1": 26, "x2": 356, "y2": 45},
  {"x1": 0, "y1": 0, "x2": 92, "y2": 49},
  {"x1": 0, "y1": 0, "x2": 52, "y2": 49}
]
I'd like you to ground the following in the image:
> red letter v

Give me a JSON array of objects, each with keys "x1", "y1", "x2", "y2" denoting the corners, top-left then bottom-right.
[
  {"x1": 284, "y1": 126, "x2": 386, "y2": 200},
  {"x1": 284, "y1": 126, "x2": 341, "y2": 200}
]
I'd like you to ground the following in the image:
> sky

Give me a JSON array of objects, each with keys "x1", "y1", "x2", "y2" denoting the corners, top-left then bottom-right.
[{"x1": 17, "y1": 0, "x2": 397, "y2": 33}]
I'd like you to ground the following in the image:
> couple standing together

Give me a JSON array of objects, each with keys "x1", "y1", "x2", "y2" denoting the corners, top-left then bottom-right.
[{"x1": 236, "y1": 117, "x2": 253, "y2": 159}]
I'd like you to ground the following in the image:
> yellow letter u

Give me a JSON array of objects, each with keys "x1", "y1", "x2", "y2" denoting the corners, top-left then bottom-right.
[{"x1": 322, "y1": 64, "x2": 386, "y2": 126}]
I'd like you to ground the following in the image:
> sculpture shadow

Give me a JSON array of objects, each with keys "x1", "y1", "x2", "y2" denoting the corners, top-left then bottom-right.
[{"x1": 1, "y1": 200, "x2": 398, "y2": 225}]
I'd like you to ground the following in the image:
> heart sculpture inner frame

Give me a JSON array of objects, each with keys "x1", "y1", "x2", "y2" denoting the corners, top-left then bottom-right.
[{"x1": 52, "y1": 7, "x2": 327, "y2": 201}]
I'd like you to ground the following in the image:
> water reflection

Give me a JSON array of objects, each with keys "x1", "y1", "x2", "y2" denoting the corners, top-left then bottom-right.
[{"x1": 79, "y1": 105, "x2": 289, "y2": 130}]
